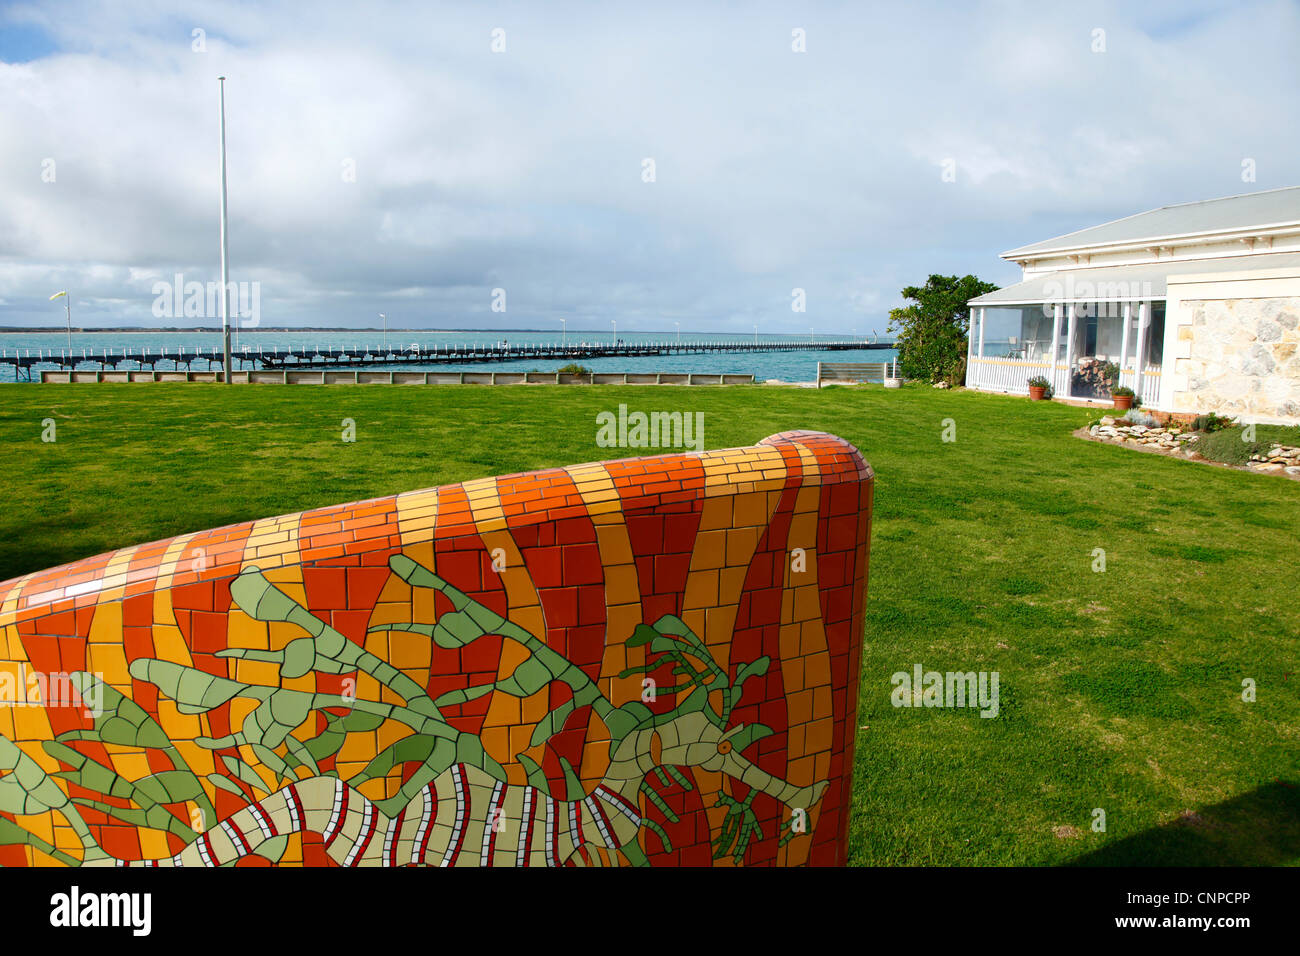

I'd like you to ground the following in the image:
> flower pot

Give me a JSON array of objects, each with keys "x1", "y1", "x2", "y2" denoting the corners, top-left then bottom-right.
[
  {"x1": 883, "y1": 378, "x2": 901, "y2": 389},
  {"x1": 1028, "y1": 385, "x2": 1047, "y2": 401},
  {"x1": 1112, "y1": 394, "x2": 1134, "y2": 411}
]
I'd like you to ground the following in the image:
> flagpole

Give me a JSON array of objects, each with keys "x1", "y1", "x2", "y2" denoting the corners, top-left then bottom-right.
[{"x1": 218, "y1": 76, "x2": 232, "y2": 383}]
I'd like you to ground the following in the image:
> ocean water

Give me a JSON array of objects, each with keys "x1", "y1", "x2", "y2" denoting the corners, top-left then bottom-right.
[{"x1": 0, "y1": 329, "x2": 897, "y2": 384}]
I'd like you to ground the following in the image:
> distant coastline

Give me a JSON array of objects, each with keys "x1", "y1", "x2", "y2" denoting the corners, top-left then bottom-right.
[
  {"x1": 0, "y1": 326, "x2": 883, "y2": 337},
  {"x1": 0, "y1": 326, "x2": 569, "y2": 334}
]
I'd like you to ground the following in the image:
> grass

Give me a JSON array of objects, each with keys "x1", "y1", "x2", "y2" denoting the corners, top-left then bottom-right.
[{"x1": 2, "y1": 382, "x2": 1297, "y2": 866}]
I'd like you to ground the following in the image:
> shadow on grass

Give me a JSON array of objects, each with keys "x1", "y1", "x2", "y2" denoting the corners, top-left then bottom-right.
[{"x1": 1069, "y1": 781, "x2": 1300, "y2": 866}]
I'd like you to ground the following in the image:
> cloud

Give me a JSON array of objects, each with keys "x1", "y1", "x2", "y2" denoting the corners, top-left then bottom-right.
[{"x1": 0, "y1": 0, "x2": 1297, "y2": 331}]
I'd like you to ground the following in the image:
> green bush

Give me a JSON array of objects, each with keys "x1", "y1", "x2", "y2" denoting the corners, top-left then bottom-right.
[
  {"x1": 557, "y1": 363, "x2": 592, "y2": 375},
  {"x1": 943, "y1": 356, "x2": 967, "y2": 389},
  {"x1": 1190, "y1": 412, "x2": 1235, "y2": 433},
  {"x1": 1195, "y1": 427, "x2": 1260, "y2": 465}
]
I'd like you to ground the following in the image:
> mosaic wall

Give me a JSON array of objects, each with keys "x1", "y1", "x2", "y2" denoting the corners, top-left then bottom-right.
[{"x1": 0, "y1": 430, "x2": 872, "y2": 867}]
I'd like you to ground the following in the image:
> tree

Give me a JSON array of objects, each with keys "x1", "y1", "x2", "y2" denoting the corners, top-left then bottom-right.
[{"x1": 886, "y1": 274, "x2": 998, "y2": 384}]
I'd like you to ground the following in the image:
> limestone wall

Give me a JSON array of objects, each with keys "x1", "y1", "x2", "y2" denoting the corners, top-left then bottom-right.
[{"x1": 1165, "y1": 268, "x2": 1300, "y2": 424}]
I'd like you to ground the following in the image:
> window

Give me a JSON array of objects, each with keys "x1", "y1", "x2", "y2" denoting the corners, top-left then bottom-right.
[
  {"x1": 1145, "y1": 302, "x2": 1165, "y2": 368},
  {"x1": 979, "y1": 305, "x2": 1054, "y2": 360}
]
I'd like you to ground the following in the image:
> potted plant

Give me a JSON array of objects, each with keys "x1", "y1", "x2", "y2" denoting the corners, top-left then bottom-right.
[
  {"x1": 1111, "y1": 385, "x2": 1135, "y2": 411},
  {"x1": 1027, "y1": 375, "x2": 1051, "y2": 401}
]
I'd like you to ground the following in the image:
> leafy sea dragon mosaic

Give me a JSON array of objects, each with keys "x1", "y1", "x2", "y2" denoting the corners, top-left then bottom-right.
[{"x1": 2, "y1": 553, "x2": 826, "y2": 867}]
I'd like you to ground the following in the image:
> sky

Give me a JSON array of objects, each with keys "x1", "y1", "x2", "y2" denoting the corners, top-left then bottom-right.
[{"x1": 0, "y1": 0, "x2": 1298, "y2": 333}]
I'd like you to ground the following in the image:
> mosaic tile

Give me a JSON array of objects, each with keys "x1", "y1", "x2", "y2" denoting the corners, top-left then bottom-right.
[{"x1": 0, "y1": 431, "x2": 871, "y2": 867}]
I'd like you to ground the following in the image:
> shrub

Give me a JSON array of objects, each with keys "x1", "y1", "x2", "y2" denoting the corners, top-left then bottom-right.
[
  {"x1": 557, "y1": 363, "x2": 592, "y2": 375},
  {"x1": 943, "y1": 356, "x2": 967, "y2": 389},
  {"x1": 1190, "y1": 412, "x2": 1235, "y2": 433},
  {"x1": 1026, "y1": 375, "x2": 1053, "y2": 400},
  {"x1": 886, "y1": 274, "x2": 999, "y2": 383},
  {"x1": 1195, "y1": 427, "x2": 1261, "y2": 465},
  {"x1": 1111, "y1": 385, "x2": 1135, "y2": 398}
]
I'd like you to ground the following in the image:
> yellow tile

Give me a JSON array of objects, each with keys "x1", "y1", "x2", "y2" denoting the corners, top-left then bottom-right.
[
  {"x1": 683, "y1": 569, "x2": 718, "y2": 609},
  {"x1": 111, "y1": 750, "x2": 152, "y2": 784},
  {"x1": 13, "y1": 703, "x2": 51, "y2": 742},
  {"x1": 731, "y1": 492, "x2": 769, "y2": 529},
  {"x1": 88, "y1": 602, "x2": 123, "y2": 642},
  {"x1": 236, "y1": 659, "x2": 281, "y2": 687},
  {"x1": 804, "y1": 652, "x2": 831, "y2": 689},
  {"x1": 691, "y1": 530, "x2": 727, "y2": 570},
  {"x1": 806, "y1": 717, "x2": 833, "y2": 756},
  {"x1": 783, "y1": 656, "x2": 805, "y2": 692},
  {"x1": 388, "y1": 629, "x2": 431, "y2": 671},
  {"x1": 794, "y1": 587, "x2": 820, "y2": 624},
  {"x1": 281, "y1": 673, "x2": 315, "y2": 694},
  {"x1": 719, "y1": 567, "x2": 749, "y2": 604},
  {"x1": 173, "y1": 739, "x2": 216, "y2": 779},
  {"x1": 604, "y1": 565, "x2": 640, "y2": 607},
  {"x1": 18, "y1": 812, "x2": 54, "y2": 844},
  {"x1": 157, "y1": 698, "x2": 202, "y2": 743},
  {"x1": 594, "y1": 525, "x2": 634, "y2": 565},
  {"x1": 86, "y1": 642, "x2": 131, "y2": 688},
  {"x1": 151, "y1": 623, "x2": 193, "y2": 671},
  {"x1": 226, "y1": 611, "x2": 271, "y2": 651},
  {"x1": 138, "y1": 827, "x2": 171, "y2": 860}
]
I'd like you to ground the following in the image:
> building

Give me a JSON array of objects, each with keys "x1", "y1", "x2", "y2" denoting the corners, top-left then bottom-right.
[{"x1": 965, "y1": 186, "x2": 1300, "y2": 424}]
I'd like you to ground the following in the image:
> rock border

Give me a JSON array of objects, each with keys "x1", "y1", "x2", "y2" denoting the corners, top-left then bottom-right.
[{"x1": 1075, "y1": 423, "x2": 1300, "y2": 481}]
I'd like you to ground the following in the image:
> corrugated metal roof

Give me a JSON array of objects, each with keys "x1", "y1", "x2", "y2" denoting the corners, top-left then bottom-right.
[
  {"x1": 968, "y1": 251, "x2": 1300, "y2": 305},
  {"x1": 1003, "y1": 186, "x2": 1300, "y2": 258}
]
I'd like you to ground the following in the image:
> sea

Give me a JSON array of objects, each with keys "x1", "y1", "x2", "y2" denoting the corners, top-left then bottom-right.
[{"x1": 0, "y1": 329, "x2": 897, "y2": 384}]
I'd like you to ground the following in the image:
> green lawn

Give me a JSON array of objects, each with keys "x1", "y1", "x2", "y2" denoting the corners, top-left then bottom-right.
[{"x1": 2, "y1": 382, "x2": 1297, "y2": 865}]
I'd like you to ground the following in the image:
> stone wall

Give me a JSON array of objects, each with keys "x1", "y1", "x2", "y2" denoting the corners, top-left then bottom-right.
[
  {"x1": 1166, "y1": 269, "x2": 1300, "y2": 424},
  {"x1": 0, "y1": 431, "x2": 872, "y2": 868}
]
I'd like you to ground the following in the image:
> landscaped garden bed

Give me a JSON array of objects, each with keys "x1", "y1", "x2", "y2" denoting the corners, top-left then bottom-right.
[{"x1": 1081, "y1": 413, "x2": 1300, "y2": 478}]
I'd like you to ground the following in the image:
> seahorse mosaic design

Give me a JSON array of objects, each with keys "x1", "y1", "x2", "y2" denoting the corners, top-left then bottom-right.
[{"x1": 0, "y1": 431, "x2": 872, "y2": 866}]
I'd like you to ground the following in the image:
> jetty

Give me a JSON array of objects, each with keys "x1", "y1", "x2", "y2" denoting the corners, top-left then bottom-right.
[{"x1": 2, "y1": 338, "x2": 892, "y2": 381}]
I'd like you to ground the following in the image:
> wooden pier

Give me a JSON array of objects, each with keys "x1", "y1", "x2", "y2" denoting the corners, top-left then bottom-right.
[{"x1": 1, "y1": 338, "x2": 892, "y2": 381}]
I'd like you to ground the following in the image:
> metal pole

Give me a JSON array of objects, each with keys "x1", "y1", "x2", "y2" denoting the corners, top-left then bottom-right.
[
  {"x1": 218, "y1": 76, "x2": 232, "y2": 383},
  {"x1": 65, "y1": 296, "x2": 71, "y2": 349},
  {"x1": 215, "y1": 78, "x2": 233, "y2": 382}
]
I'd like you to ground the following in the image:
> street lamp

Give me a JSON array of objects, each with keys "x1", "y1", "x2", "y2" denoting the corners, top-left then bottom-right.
[
  {"x1": 50, "y1": 291, "x2": 71, "y2": 349},
  {"x1": 675, "y1": 321, "x2": 680, "y2": 344},
  {"x1": 560, "y1": 317, "x2": 567, "y2": 348},
  {"x1": 611, "y1": 318, "x2": 617, "y2": 342},
  {"x1": 380, "y1": 313, "x2": 387, "y2": 349},
  {"x1": 753, "y1": 324, "x2": 758, "y2": 345}
]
